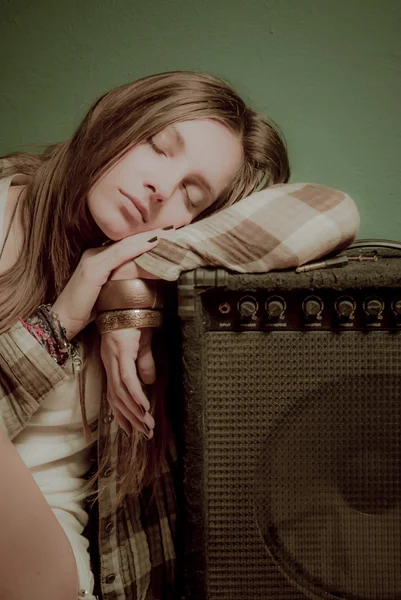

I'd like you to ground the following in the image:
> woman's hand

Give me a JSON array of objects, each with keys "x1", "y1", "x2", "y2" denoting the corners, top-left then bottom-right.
[
  {"x1": 51, "y1": 231, "x2": 161, "y2": 340},
  {"x1": 100, "y1": 328, "x2": 156, "y2": 438},
  {"x1": 98, "y1": 251, "x2": 162, "y2": 438}
]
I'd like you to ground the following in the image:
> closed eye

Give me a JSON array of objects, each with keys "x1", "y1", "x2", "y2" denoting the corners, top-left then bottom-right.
[
  {"x1": 182, "y1": 182, "x2": 206, "y2": 210},
  {"x1": 148, "y1": 137, "x2": 166, "y2": 157},
  {"x1": 182, "y1": 183, "x2": 194, "y2": 207}
]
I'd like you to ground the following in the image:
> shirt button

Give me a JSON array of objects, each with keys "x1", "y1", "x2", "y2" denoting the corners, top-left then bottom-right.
[
  {"x1": 87, "y1": 463, "x2": 97, "y2": 477},
  {"x1": 103, "y1": 413, "x2": 114, "y2": 424},
  {"x1": 105, "y1": 521, "x2": 113, "y2": 534},
  {"x1": 105, "y1": 573, "x2": 116, "y2": 584},
  {"x1": 103, "y1": 467, "x2": 113, "y2": 478}
]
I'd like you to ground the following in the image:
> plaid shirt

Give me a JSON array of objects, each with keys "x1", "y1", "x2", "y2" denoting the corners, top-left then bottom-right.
[
  {"x1": 0, "y1": 181, "x2": 359, "y2": 598},
  {"x1": 0, "y1": 321, "x2": 177, "y2": 600}
]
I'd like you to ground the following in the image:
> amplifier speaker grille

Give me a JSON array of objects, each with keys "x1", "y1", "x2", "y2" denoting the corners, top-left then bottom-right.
[{"x1": 180, "y1": 328, "x2": 401, "y2": 599}]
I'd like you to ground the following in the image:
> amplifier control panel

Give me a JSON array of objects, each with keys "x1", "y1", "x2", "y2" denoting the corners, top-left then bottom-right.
[{"x1": 202, "y1": 288, "x2": 401, "y2": 331}]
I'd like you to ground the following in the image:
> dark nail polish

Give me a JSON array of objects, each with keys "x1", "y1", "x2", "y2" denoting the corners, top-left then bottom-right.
[
  {"x1": 162, "y1": 225, "x2": 175, "y2": 231},
  {"x1": 139, "y1": 404, "x2": 147, "y2": 415},
  {"x1": 143, "y1": 423, "x2": 151, "y2": 433},
  {"x1": 141, "y1": 432, "x2": 150, "y2": 441},
  {"x1": 148, "y1": 236, "x2": 158, "y2": 243}
]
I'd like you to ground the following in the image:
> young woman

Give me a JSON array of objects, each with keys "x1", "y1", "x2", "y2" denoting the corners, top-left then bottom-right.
[{"x1": 0, "y1": 70, "x2": 290, "y2": 600}]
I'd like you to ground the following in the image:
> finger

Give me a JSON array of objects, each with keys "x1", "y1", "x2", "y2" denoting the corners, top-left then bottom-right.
[
  {"x1": 109, "y1": 357, "x2": 150, "y2": 423},
  {"x1": 112, "y1": 392, "x2": 148, "y2": 433},
  {"x1": 100, "y1": 333, "x2": 153, "y2": 432},
  {"x1": 98, "y1": 229, "x2": 165, "y2": 274},
  {"x1": 137, "y1": 329, "x2": 156, "y2": 385},
  {"x1": 119, "y1": 357, "x2": 153, "y2": 415},
  {"x1": 109, "y1": 387, "x2": 154, "y2": 439},
  {"x1": 111, "y1": 356, "x2": 155, "y2": 430},
  {"x1": 109, "y1": 403, "x2": 132, "y2": 437},
  {"x1": 108, "y1": 387, "x2": 140, "y2": 429}
]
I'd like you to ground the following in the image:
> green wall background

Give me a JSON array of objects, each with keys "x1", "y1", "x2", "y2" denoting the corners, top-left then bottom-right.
[{"x1": 1, "y1": 0, "x2": 400, "y2": 239}]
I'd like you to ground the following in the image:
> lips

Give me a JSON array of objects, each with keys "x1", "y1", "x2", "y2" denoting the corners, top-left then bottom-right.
[{"x1": 119, "y1": 188, "x2": 149, "y2": 223}]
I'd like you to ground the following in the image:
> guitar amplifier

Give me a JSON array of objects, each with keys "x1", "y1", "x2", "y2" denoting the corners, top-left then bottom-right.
[{"x1": 173, "y1": 253, "x2": 401, "y2": 600}]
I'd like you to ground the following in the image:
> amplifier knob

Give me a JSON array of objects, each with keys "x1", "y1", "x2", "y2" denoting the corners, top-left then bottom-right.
[
  {"x1": 336, "y1": 298, "x2": 356, "y2": 318},
  {"x1": 266, "y1": 298, "x2": 286, "y2": 318},
  {"x1": 238, "y1": 297, "x2": 258, "y2": 318},
  {"x1": 364, "y1": 297, "x2": 384, "y2": 317},
  {"x1": 392, "y1": 298, "x2": 401, "y2": 316},
  {"x1": 303, "y1": 296, "x2": 323, "y2": 317}
]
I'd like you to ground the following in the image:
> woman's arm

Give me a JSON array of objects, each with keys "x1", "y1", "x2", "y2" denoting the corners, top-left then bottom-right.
[
  {"x1": 0, "y1": 321, "x2": 67, "y2": 440},
  {"x1": 98, "y1": 260, "x2": 163, "y2": 437},
  {"x1": 0, "y1": 261, "x2": 160, "y2": 441}
]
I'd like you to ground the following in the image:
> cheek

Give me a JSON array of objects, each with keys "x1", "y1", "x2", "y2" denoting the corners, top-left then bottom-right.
[
  {"x1": 86, "y1": 188, "x2": 127, "y2": 239},
  {"x1": 87, "y1": 189, "x2": 108, "y2": 223},
  {"x1": 86, "y1": 192, "x2": 98, "y2": 222}
]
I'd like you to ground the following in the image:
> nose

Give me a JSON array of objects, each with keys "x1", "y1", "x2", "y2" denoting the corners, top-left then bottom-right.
[{"x1": 145, "y1": 177, "x2": 177, "y2": 204}]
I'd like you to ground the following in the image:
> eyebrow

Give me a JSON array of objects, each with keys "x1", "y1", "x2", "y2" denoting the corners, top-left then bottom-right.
[{"x1": 170, "y1": 124, "x2": 216, "y2": 201}]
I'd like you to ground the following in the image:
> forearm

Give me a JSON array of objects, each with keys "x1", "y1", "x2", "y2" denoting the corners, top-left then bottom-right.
[
  {"x1": 96, "y1": 263, "x2": 163, "y2": 438},
  {"x1": 0, "y1": 321, "x2": 66, "y2": 440}
]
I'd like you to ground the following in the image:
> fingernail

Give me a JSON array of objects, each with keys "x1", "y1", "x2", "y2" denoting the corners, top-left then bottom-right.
[
  {"x1": 139, "y1": 404, "x2": 147, "y2": 415},
  {"x1": 162, "y1": 225, "x2": 175, "y2": 231},
  {"x1": 148, "y1": 236, "x2": 158, "y2": 243},
  {"x1": 143, "y1": 423, "x2": 151, "y2": 433},
  {"x1": 123, "y1": 424, "x2": 132, "y2": 437},
  {"x1": 141, "y1": 432, "x2": 150, "y2": 441}
]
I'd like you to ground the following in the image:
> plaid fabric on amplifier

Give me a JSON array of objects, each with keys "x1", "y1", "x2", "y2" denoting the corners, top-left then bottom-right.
[{"x1": 135, "y1": 183, "x2": 360, "y2": 280}]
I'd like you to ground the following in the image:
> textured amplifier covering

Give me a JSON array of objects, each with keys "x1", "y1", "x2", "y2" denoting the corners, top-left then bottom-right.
[{"x1": 181, "y1": 329, "x2": 401, "y2": 600}]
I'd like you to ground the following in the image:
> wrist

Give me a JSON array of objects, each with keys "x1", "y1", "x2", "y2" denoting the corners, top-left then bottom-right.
[
  {"x1": 20, "y1": 304, "x2": 81, "y2": 369},
  {"x1": 50, "y1": 301, "x2": 74, "y2": 340}
]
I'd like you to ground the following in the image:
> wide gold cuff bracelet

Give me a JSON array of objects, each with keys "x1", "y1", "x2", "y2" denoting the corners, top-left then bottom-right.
[
  {"x1": 96, "y1": 279, "x2": 163, "y2": 311},
  {"x1": 96, "y1": 309, "x2": 163, "y2": 333}
]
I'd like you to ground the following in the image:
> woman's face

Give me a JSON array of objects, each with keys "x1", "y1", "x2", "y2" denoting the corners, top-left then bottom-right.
[{"x1": 87, "y1": 119, "x2": 243, "y2": 240}]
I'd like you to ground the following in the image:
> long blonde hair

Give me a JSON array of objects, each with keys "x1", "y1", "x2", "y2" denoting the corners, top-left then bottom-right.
[{"x1": 0, "y1": 70, "x2": 290, "y2": 502}]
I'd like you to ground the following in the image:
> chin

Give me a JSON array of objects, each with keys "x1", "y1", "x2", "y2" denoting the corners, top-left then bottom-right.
[
  {"x1": 94, "y1": 210, "x2": 149, "y2": 241},
  {"x1": 103, "y1": 230, "x2": 128, "y2": 242},
  {"x1": 96, "y1": 218, "x2": 131, "y2": 241},
  {"x1": 103, "y1": 225, "x2": 144, "y2": 242}
]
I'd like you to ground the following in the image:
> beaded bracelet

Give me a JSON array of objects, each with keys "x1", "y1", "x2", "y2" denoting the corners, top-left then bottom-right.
[{"x1": 20, "y1": 304, "x2": 82, "y2": 371}]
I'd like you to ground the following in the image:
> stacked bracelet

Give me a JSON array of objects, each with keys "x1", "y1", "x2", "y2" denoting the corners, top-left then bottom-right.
[
  {"x1": 20, "y1": 304, "x2": 82, "y2": 371},
  {"x1": 96, "y1": 309, "x2": 163, "y2": 333},
  {"x1": 96, "y1": 279, "x2": 164, "y2": 335},
  {"x1": 96, "y1": 279, "x2": 163, "y2": 312}
]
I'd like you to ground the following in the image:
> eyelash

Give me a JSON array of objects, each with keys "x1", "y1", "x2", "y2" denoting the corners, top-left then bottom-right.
[
  {"x1": 148, "y1": 137, "x2": 195, "y2": 207},
  {"x1": 148, "y1": 137, "x2": 166, "y2": 156},
  {"x1": 182, "y1": 184, "x2": 195, "y2": 208}
]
